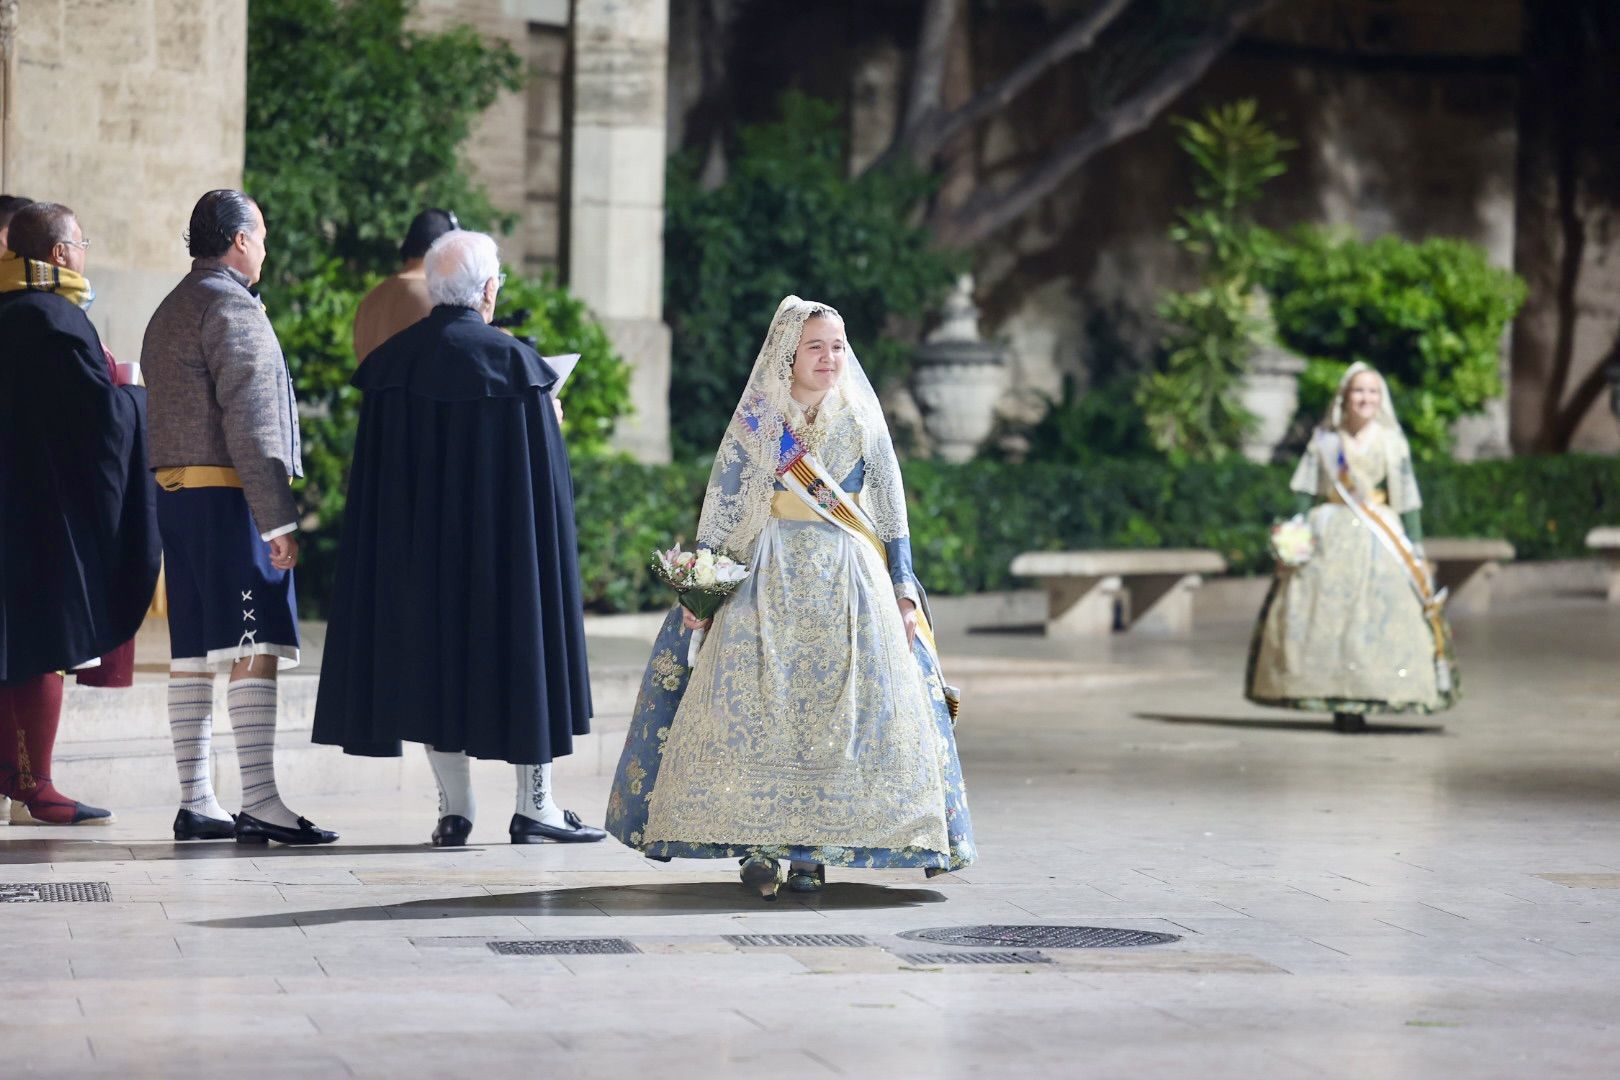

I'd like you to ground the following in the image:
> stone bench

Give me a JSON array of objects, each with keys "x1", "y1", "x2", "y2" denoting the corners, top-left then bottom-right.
[
  {"x1": 1586, "y1": 527, "x2": 1620, "y2": 602},
  {"x1": 1425, "y1": 537, "x2": 1515, "y2": 617},
  {"x1": 1010, "y1": 549, "x2": 1228, "y2": 638}
]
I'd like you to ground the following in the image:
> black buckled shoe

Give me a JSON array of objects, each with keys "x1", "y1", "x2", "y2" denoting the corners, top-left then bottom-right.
[
  {"x1": 233, "y1": 812, "x2": 339, "y2": 846},
  {"x1": 431, "y1": 814, "x2": 473, "y2": 847},
  {"x1": 173, "y1": 808, "x2": 236, "y2": 841},
  {"x1": 508, "y1": 810, "x2": 607, "y2": 844}
]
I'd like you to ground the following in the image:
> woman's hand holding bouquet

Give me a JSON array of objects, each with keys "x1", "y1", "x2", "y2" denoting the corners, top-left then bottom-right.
[
  {"x1": 1270, "y1": 515, "x2": 1315, "y2": 573},
  {"x1": 652, "y1": 545, "x2": 749, "y2": 664}
]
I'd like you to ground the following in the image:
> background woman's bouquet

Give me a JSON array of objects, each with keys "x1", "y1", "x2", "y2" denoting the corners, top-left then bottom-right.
[
  {"x1": 651, "y1": 545, "x2": 749, "y2": 664},
  {"x1": 1270, "y1": 514, "x2": 1315, "y2": 569}
]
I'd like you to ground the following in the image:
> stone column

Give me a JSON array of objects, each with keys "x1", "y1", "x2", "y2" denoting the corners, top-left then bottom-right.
[
  {"x1": 0, "y1": 0, "x2": 247, "y2": 362},
  {"x1": 569, "y1": 0, "x2": 672, "y2": 463},
  {"x1": 0, "y1": 1, "x2": 18, "y2": 190}
]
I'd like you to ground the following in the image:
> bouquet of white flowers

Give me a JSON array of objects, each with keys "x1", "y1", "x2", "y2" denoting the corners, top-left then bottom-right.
[
  {"x1": 1270, "y1": 514, "x2": 1315, "y2": 568},
  {"x1": 651, "y1": 545, "x2": 749, "y2": 663}
]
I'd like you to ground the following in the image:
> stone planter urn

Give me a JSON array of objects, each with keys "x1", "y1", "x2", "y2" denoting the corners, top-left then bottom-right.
[
  {"x1": 911, "y1": 275, "x2": 1006, "y2": 463},
  {"x1": 1238, "y1": 342, "x2": 1306, "y2": 464}
]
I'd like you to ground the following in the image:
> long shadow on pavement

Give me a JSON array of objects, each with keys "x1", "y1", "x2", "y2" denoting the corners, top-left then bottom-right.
[
  {"x1": 0, "y1": 840, "x2": 449, "y2": 864},
  {"x1": 1136, "y1": 712, "x2": 1447, "y2": 735},
  {"x1": 191, "y1": 881, "x2": 948, "y2": 930}
]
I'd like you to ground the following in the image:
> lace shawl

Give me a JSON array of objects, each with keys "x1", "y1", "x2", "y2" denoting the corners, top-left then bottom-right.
[
  {"x1": 1289, "y1": 361, "x2": 1423, "y2": 513},
  {"x1": 695, "y1": 295, "x2": 910, "y2": 560}
]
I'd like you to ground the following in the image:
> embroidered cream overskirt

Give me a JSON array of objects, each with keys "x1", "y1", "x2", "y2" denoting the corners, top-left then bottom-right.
[
  {"x1": 640, "y1": 517, "x2": 951, "y2": 853},
  {"x1": 1249, "y1": 502, "x2": 1442, "y2": 709}
]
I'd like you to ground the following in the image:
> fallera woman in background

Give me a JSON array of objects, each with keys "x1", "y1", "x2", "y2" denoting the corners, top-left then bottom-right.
[
  {"x1": 606, "y1": 295, "x2": 975, "y2": 898},
  {"x1": 1247, "y1": 362, "x2": 1459, "y2": 732}
]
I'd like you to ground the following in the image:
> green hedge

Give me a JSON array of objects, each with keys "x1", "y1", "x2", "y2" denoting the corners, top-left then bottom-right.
[{"x1": 559, "y1": 455, "x2": 1620, "y2": 613}]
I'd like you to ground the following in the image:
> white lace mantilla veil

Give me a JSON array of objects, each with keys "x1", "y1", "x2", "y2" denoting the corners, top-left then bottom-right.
[
  {"x1": 1292, "y1": 360, "x2": 1422, "y2": 512},
  {"x1": 695, "y1": 295, "x2": 911, "y2": 561},
  {"x1": 1328, "y1": 360, "x2": 1402, "y2": 437}
]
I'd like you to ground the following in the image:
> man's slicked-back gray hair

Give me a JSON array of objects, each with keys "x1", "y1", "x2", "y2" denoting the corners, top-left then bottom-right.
[{"x1": 425, "y1": 230, "x2": 500, "y2": 309}]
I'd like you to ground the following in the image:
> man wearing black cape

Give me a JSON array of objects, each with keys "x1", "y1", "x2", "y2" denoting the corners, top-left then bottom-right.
[
  {"x1": 0, "y1": 201, "x2": 160, "y2": 824},
  {"x1": 312, "y1": 230, "x2": 604, "y2": 846}
]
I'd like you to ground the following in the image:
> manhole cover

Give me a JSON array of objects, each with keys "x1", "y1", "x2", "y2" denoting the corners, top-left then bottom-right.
[
  {"x1": 725, "y1": 934, "x2": 873, "y2": 948},
  {"x1": 488, "y1": 938, "x2": 639, "y2": 956},
  {"x1": 0, "y1": 882, "x2": 112, "y2": 903},
  {"x1": 898, "y1": 950, "x2": 1053, "y2": 966},
  {"x1": 898, "y1": 925, "x2": 1179, "y2": 949}
]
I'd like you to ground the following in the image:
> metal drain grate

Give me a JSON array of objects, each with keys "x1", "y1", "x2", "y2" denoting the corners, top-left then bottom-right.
[
  {"x1": 898, "y1": 950, "x2": 1053, "y2": 966},
  {"x1": 0, "y1": 882, "x2": 112, "y2": 903},
  {"x1": 725, "y1": 933, "x2": 873, "y2": 948},
  {"x1": 899, "y1": 924, "x2": 1179, "y2": 949},
  {"x1": 488, "y1": 938, "x2": 640, "y2": 956}
]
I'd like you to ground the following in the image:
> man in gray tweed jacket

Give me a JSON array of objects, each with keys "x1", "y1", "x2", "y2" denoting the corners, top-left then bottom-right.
[{"x1": 142, "y1": 189, "x2": 336, "y2": 847}]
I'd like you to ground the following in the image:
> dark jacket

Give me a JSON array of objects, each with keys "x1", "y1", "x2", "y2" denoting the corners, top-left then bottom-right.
[
  {"x1": 311, "y1": 306, "x2": 592, "y2": 763},
  {"x1": 0, "y1": 291, "x2": 161, "y2": 681}
]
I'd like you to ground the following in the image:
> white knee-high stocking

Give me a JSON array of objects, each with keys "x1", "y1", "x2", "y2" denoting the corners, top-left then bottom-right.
[
  {"x1": 168, "y1": 675, "x2": 229, "y2": 822},
  {"x1": 227, "y1": 678, "x2": 296, "y2": 828}
]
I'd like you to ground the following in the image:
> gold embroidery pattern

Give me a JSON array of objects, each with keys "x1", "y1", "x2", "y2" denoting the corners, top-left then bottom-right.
[
  {"x1": 1249, "y1": 498, "x2": 1446, "y2": 709},
  {"x1": 15, "y1": 730, "x2": 33, "y2": 791},
  {"x1": 650, "y1": 649, "x2": 686, "y2": 692},
  {"x1": 641, "y1": 517, "x2": 951, "y2": 854}
]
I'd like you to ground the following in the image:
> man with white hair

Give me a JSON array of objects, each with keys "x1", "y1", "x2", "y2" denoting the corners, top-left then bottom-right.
[{"x1": 312, "y1": 230, "x2": 604, "y2": 845}]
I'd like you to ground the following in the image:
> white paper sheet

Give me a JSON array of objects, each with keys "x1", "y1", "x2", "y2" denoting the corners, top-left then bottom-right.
[{"x1": 543, "y1": 352, "x2": 582, "y2": 391}]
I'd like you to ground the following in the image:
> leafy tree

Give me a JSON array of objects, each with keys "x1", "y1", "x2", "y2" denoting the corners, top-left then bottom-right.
[
  {"x1": 1138, "y1": 100, "x2": 1292, "y2": 460},
  {"x1": 664, "y1": 93, "x2": 959, "y2": 454},
  {"x1": 495, "y1": 273, "x2": 631, "y2": 459},
  {"x1": 1267, "y1": 229, "x2": 1528, "y2": 460},
  {"x1": 245, "y1": 0, "x2": 522, "y2": 287}
]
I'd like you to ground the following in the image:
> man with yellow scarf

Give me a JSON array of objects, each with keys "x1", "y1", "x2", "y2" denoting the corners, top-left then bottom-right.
[{"x1": 0, "y1": 202, "x2": 161, "y2": 824}]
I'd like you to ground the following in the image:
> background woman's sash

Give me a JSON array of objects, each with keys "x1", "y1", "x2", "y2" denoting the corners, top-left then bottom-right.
[{"x1": 1317, "y1": 430, "x2": 1452, "y2": 693}]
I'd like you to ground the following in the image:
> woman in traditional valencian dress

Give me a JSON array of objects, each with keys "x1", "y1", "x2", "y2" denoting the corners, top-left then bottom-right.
[
  {"x1": 607, "y1": 296, "x2": 974, "y2": 898},
  {"x1": 1247, "y1": 362, "x2": 1459, "y2": 732}
]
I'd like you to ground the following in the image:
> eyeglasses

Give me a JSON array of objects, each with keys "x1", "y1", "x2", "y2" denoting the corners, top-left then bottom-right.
[
  {"x1": 60, "y1": 237, "x2": 91, "y2": 250},
  {"x1": 496, "y1": 272, "x2": 507, "y2": 288}
]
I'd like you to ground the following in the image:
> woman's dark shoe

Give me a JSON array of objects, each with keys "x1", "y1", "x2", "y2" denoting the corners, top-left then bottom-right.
[
  {"x1": 785, "y1": 864, "x2": 826, "y2": 894},
  {"x1": 739, "y1": 855, "x2": 783, "y2": 900},
  {"x1": 1332, "y1": 712, "x2": 1368, "y2": 734},
  {"x1": 11, "y1": 799, "x2": 114, "y2": 826},
  {"x1": 173, "y1": 808, "x2": 235, "y2": 840},
  {"x1": 508, "y1": 810, "x2": 607, "y2": 844},
  {"x1": 431, "y1": 814, "x2": 473, "y2": 847},
  {"x1": 233, "y1": 812, "x2": 339, "y2": 846}
]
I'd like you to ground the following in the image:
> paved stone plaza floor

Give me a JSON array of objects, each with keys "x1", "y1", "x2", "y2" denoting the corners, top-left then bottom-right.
[{"x1": 3, "y1": 597, "x2": 1618, "y2": 1079}]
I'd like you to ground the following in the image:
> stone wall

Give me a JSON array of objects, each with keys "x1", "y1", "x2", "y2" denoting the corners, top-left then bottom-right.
[
  {"x1": 970, "y1": 0, "x2": 1522, "y2": 459},
  {"x1": 412, "y1": 0, "x2": 569, "y2": 272},
  {"x1": 0, "y1": 0, "x2": 246, "y2": 361},
  {"x1": 671, "y1": 0, "x2": 1531, "y2": 460}
]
